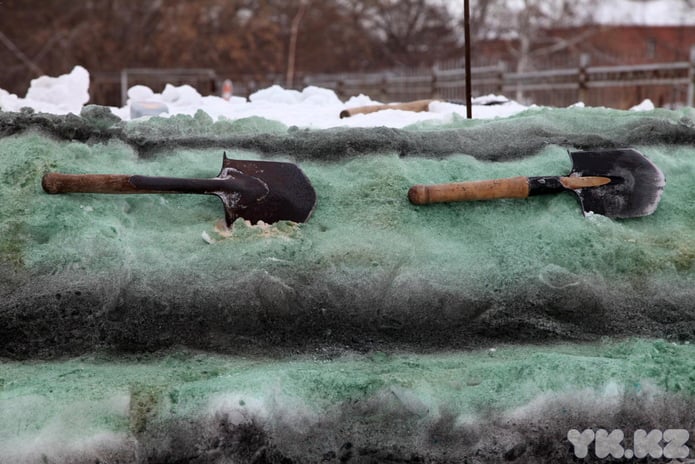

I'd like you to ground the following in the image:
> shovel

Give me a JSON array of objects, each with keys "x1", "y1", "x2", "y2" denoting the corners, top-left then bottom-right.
[
  {"x1": 42, "y1": 154, "x2": 317, "y2": 226},
  {"x1": 408, "y1": 148, "x2": 665, "y2": 218}
]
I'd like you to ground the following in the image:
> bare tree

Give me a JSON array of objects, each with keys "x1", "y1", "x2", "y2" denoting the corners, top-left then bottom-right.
[
  {"x1": 358, "y1": 0, "x2": 463, "y2": 67},
  {"x1": 464, "y1": 0, "x2": 599, "y2": 100},
  {"x1": 0, "y1": 0, "x2": 463, "y2": 101}
]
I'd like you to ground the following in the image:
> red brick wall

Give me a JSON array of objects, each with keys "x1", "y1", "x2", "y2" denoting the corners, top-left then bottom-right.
[
  {"x1": 476, "y1": 25, "x2": 695, "y2": 66},
  {"x1": 473, "y1": 25, "x2": 695, "y2": 108}
]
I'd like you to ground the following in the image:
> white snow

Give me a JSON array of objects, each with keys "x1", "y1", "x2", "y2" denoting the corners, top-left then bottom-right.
[
  {"x1": 0, "y1": 65, "x2": 90, "y2": 115},
  {"x1": 629, "y1": 99, "x2": 656, "y2": 111},
  {"x1": 593, "y1": 0, "x2": 695, "y2": 26},
  {"x1": 0, "y1": 66, "x2": 657, "y2": 128}
]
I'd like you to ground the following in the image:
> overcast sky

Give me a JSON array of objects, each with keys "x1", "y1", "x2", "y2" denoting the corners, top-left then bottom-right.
[{"x1": 447, "y1": 0, "x2": 695, "y2": 25}]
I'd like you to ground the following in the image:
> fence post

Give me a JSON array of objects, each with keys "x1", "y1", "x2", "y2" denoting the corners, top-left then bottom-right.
[
  {"x1": 497, "y1": 61, "x2": 507, "y2": 95},
  {"x1": 431, "y1": 65, "x2": 439, "y2": 99},
  {"x1": 578, "y1": 53, "x2": 590, "y2": 104},
  {"x1": 688, "y1": 45, "x2": 695, "y2": 107},
  {"x1": 337, "y1": 79, "x2": 345, "y2": 100},
  {"x1": 120, "y1": 69, "x2": 128, "y2": 107}
]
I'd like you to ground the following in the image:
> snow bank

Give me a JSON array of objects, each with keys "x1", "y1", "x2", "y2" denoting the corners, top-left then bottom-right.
[
  {"x1": 0, "y1": 67, "x2": 531, "y2": 128},
  {"x1": 0, "y1": 66, "x2": 675, "y2": 129},
  {"x1": 0, "y1": 66, "x2": 90, "y2": 115}
]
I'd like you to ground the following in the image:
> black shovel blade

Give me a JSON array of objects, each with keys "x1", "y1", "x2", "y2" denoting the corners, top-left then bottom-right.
[
  {"x1": 218, "y1": 155, "x2": 317, "y2": 225},
  {"x1": 568, "y1": 148, "x2": 665, "y2": 218}
]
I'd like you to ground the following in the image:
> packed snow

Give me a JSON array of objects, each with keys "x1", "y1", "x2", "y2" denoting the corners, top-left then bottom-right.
[{"x1": 1, "y1": 51, "x2": 694, "y2": 464}]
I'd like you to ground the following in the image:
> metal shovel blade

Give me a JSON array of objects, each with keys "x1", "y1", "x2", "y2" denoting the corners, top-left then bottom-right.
[
  {"x1": 568, "y1": 148, "x2": 665, "y2": 218},
  {"x1": 219, "y1": 155, "x2": 317, "y2": 225}
]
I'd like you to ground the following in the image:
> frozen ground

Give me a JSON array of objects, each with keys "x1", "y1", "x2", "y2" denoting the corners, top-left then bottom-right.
[{"x1": 0, "y1": 67, "x2": 694, "y2": 463}]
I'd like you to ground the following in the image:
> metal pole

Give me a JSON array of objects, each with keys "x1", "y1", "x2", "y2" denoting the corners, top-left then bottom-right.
[
  {"x1": 286, "y1": 1, "x2": 307, "y2": 89},
  {"x1": 688, "y1": 45, "x2": 695, "y2": 107},
  {"x1": 578, "y1": 53, "x2": 591, "y2": 104},
  {"x1": 120, "y1": 69, "x2": 128, "y2": 107},
  {"x1": 464, "y1": 0, "x2": 472, "y2": 118}
]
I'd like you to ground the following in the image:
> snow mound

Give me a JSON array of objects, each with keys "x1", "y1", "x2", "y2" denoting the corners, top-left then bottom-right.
[{"x1": 1, "y1": 66, "x2": 90, "y2": 115}]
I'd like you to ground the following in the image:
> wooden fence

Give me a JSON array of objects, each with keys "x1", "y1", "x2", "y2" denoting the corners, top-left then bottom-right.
[
  {"x1": 89, "y1": 47, "x2": 695, "y2": 109},
  {"x1": 301, "y1": 47, "x2": 695, "y2": 109},
  {"x1": 91, "y1": 68, "x2": 218, "y2": 108}
]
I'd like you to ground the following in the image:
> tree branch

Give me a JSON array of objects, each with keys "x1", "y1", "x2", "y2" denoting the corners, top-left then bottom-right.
[{"x1": 0, "y1": 31, "x2": 43, "y2": 75}]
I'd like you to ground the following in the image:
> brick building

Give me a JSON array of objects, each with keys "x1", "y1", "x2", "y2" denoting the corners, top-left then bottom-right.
[
  {"x1": 475, "y1": 25, "x2": 695, "y2": 66},
  {"x1": 473, "y1": 25, "x2": 695, "y2": 108}
]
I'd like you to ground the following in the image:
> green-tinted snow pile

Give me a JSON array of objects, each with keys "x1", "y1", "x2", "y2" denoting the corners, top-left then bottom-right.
[
  {"x1": 2, "y1": 104, "x2": 695, "y2": 160},
  {"x1": 1, "y1": 105, "x2": 695, "y2": 463},
  {"x1": 1, "y1": 339, "x2": 694, "y2": 463},
  {"x1": 0, "y1": 106, "x2": 694, "y2": 357}
]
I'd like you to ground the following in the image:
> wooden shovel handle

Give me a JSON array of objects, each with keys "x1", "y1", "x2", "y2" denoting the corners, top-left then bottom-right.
[
  {"x1": 42, "y1": 173, "x2": 139, "y2": 194},
  {"x1": 340, "y1": 99, "x2": 435, "y2": 118},
  {"x1": 408, "y1": 176, "x2": 529, "y2": 204},
  {"x1": 408, "y1": 175, "x2": 611, "y2": 205}
]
